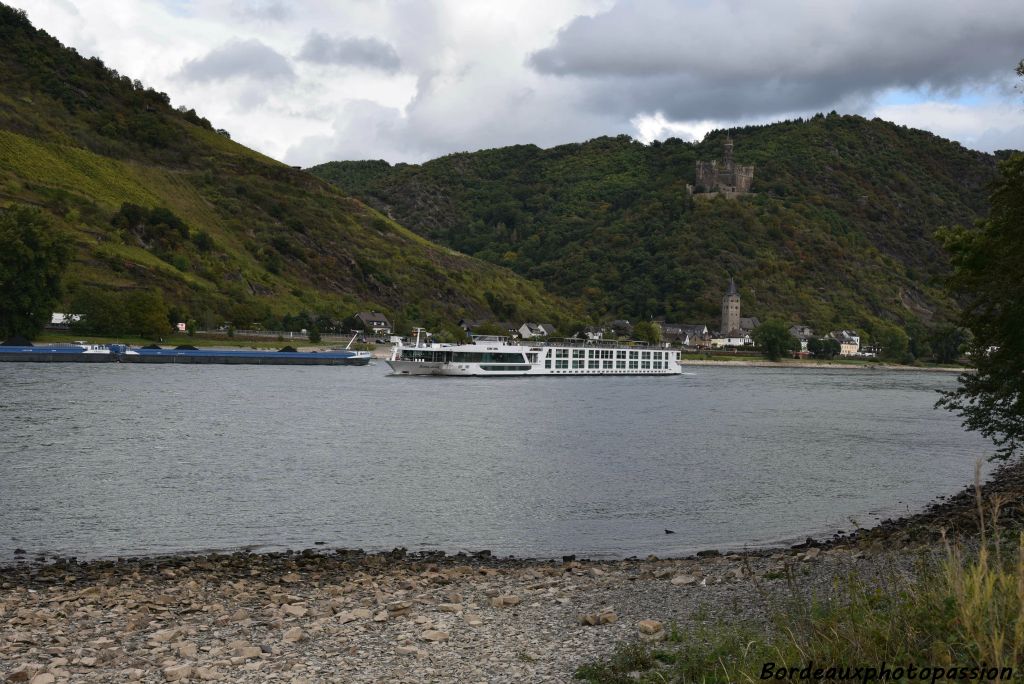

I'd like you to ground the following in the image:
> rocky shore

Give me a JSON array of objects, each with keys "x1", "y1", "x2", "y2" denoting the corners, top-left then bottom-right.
[
  {"x1": 3, "y1": 461, "x2": 1021, "y2": 684},
  {"x1": 677, "y1": 358, "x2": 967, "y2": 372}
]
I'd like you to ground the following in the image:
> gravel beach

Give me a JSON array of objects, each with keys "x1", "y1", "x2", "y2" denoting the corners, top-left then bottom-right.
[{"x1": 3, "y1": 461, "x2": 1021, "y2": 684}]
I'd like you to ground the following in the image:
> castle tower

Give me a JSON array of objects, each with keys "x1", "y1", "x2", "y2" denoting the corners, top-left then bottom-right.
[
  {"x1": 721, "y1": 278, "x2": 740, "y2": 334},
  {"x1": 722, "y1": 136, "x2": 734, "y2": 170}
]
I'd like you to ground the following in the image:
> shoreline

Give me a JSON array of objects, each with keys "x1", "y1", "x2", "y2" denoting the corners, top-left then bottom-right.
[
  {"x1": 3, "y1": 458, "x2": 1017, "y2": 577},
  {"x1": 677, "y1": 358, "x2": 967, "y2": 372},
  {"x1": 2, "y1": 461, "x2": 1019, "y2": 682}
]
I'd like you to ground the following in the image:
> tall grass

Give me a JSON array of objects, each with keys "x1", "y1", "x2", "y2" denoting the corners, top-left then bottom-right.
[{"x1": 577, "y1": 466, "x2": 1024, "y2": 682}]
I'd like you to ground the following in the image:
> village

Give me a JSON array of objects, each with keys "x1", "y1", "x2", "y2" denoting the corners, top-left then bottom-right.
[{"x1": 343, "y1": 280, "x2": 871, "y2": 360}]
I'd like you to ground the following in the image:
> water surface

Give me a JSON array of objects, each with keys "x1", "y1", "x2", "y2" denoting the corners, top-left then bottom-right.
[{"x1": 0, "y1": 363, "x2": 989, "y2": 561}]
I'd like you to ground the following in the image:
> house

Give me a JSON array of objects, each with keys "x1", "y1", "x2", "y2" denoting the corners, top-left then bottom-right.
[
  {"x1": 739, "y1": 316, "x2": 761, "y2": 332},
  {"x1": 495, "y1": 322, "x2": 520, "y2": 337},
  {"x1": 789, "y1": 325, "x2": 815, "y2": 351},
  {"x1": 830, "y1": 330, "x2": 861, "y2": 356},
  {"x1": 355, "y1": 311, "x2": 392, "y2": 335},
  {"x1": 710, "y1": 332, "x2": 753, "y2": 348},
  {"x1": 518, "y1": 322, "x2": 557, "y2": 339},
  {"x1": 662, "y1": 323, "x2": 710, "y2": 347},
  {"x1": 583, "y1": 326, "x2": 603, "y2": 341},
  {"x1": 47, "y1": 313, "x2": 82, "y2": 330},
  {"x1": 459, "y1": 320, "x2": 520, "y2": 337}
]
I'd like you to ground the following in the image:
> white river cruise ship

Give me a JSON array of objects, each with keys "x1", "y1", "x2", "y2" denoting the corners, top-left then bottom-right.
[{"x1": 387, "y1": 333, "x2": 682, "y2": 377}]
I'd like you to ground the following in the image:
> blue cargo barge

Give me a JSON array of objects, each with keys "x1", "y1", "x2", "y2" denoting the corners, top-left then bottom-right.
[{"x1": 0, "y1": 342, "x2": 372, "y2": 366}]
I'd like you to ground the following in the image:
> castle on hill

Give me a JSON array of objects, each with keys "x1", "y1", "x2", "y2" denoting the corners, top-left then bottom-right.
[{"x1": 695, "y1": 136, "x2": 754, "y2": 194}]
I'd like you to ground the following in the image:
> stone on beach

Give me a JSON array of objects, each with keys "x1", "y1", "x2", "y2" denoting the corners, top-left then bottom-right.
[
  {"x1": 420, "y1": 629, "x2": 449, "y2": 642},
  {"x1": 163, "y1": 664, "x2": 192, "y2": 681},
  {"x1": 638, "y1": 619, "x2": 663, "y2": 635},
  {"x1": 670, "y1": 574, "x2": 698, "y2": 586},
  {"x1": 490, "y1": 594, "x2": 521, "y2": 608}
]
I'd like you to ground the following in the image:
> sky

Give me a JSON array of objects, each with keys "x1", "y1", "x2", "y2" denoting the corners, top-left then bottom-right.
[{"x1": 10, "y1": 0, "x2": 1024, "y2": 166}]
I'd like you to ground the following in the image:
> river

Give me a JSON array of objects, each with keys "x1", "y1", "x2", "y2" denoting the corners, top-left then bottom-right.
[{"x1": 0, "y1": 363, "x2": 989, "y2": 561}]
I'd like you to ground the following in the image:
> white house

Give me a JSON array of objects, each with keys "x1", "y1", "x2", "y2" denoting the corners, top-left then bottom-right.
[
  {"x1": 518, "y1": 322, "x2": 557, "y2": 339},
  {"x1": 710, "y1": 332, "x2": 753, "y2": 348},
  {"x1": 48, "y1": 313, "x2": 82, "y2": 329}
]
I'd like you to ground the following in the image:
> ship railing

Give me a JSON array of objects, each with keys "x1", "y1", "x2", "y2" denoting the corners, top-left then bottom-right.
[{"x1": 471, "y1": 336, "x2": 671, "y2": 350}]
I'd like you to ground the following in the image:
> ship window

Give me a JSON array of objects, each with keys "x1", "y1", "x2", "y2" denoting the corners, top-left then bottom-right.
[
  {"x1": 602, "y1": 359, "x2": 613, "y2": 369},
  {"x1": 616, "y1": 350, "x2": 626, "y2": 359},
  {"x1": 573, "y1": 349, "x2": 585, "y2": 359},
  {"x1": 588, "y1": 360, "x2": 599, "y2": 369},
  {"x1": 642, "y1": 360, "x2": 651, "y2": 369},
  {"x1": 572, "y1": 360, "x2": 584, "y2": 369},
  {"x1": 654, "y1": 352, "x2": 662, "y2": 360},
  {"x1": 641, "y1": 351, "x2": 651, "y2": 359},
  {"x1": 629, "y1": 360, "x2": 638, "y2": 369},
  {"x1": 480, "y1": 365, "x2": 531, "y2": 371},
  {"x1": 616, "y1": 360, "x2": 625, "y2": 369},
  {"x1": 556, "y1": 348, "x2": 568, "y2": 358},
  {"x1": 601, "y1": 350, "x2": 613, "y2": 359},
  {"x1": 629, "y1": 351, "x2": 639, "y2": 359},
  {"x1": 588, "y1": 349, "x2": 597, "y2": 359},
  {"x1": 555, "y1": 359, "x2": 568, "y2": 369},
  {"x1": 545, "y1": 359, "x2": 551, "y2": 368},
  {"x1": 653, "y1": 361, "x2": 663, "y2": 369}
]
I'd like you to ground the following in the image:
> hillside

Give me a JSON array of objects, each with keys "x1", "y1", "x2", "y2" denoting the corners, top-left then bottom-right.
[
  {"x1": 310, "y1": 116, "x2": 998, "y2": 337},
  {"x1": 0, "y1": 5, "x2": 571, "y2": 334}
]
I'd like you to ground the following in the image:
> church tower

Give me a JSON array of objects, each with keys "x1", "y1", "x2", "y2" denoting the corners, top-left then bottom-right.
[{"x1": 721, "y1": 278, "x2": 740, "y2": 334}]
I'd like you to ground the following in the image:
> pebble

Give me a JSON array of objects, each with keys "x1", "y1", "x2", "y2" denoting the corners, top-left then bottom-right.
[{"x1": 637, "y1": 619, "x2": 663, "y2": 635}]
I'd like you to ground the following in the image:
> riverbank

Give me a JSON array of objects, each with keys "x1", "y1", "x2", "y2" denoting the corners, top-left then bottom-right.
[
  {"x1": 678, "y1": 358, "x2": 968, "y2": 372},
  {"x1": 2, "y1": 461, "x2": 1019, "y2": 683}
]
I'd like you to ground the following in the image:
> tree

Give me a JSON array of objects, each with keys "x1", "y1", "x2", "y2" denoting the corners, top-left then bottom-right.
[
  {"x1": 124, "y1": 290, "x2": 171, "y2": 340},
  {"x1": 632, "y1": 320, "x2": 661, "y2": 344},
  {"x1": 808, "y1": 337, "x2": 841, "y2": 359},
  {"x1": 938, "y1": 152, "x2": 1024, "y2": 459},
  {"x1": 751, "y1": 320, "x2": 799, "y2": 361},
  {"x1": 0, "y1": 205, "x2": 72, "y2": 340},
  {"x1": 929, "y1": 324, "x2": 969, "y2": 364},
  {"x1": 308, "y1": 325, "x2": 321, "y2": 343},
  {"x1": 873, "y1": 323, "x2": 909, "y2": 362}
]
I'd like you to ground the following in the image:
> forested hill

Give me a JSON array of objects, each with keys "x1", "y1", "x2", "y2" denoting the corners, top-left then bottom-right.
[
  {"x1": 310, "y1": 116, "x2": 999, "y2": 336},
  {"x1": 0, "y1": 5, "x2": 570, "y2": 333}
]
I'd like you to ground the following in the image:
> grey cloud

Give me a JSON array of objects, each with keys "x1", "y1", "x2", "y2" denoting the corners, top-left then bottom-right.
[
  {"x1": 230, "y1": 0, "x2": 292, "y2": 23},
  {"x1": 528, "y1": 0, "x2": 1024, "y2": 121},
  {"x1": 179, "y1": 38, "x2": 295, "y2": 82},
  {"x1": 974, "y1": 124, "x2": 1024, "y2": 153},
  {"x1": 297, "y1": 32, "x2": 401, "y2": 72},
  {"x1": 284, "y1": 83, "x2": 626, "y2": 166}
]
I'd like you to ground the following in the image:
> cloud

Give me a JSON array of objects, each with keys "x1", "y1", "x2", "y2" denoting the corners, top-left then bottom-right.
[
  {"x1": 230, "y1": 0, "x2": 292, "y2": 23},
  {"x1": 179, "y1": 38, "x2": 295, "y2": 83},
  {"x1": 10, "y1": 0, "x2": 1022, "y2": 164},
  {"x1": 872, "y1": 99, "x2": 1024, "y2": 153},
  {"x1": 528, "y1": 0, "x2": 1024, "y2": 122},
  {"x1": 297, "y1": 31, "x2": 401, "y2": 72}
]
